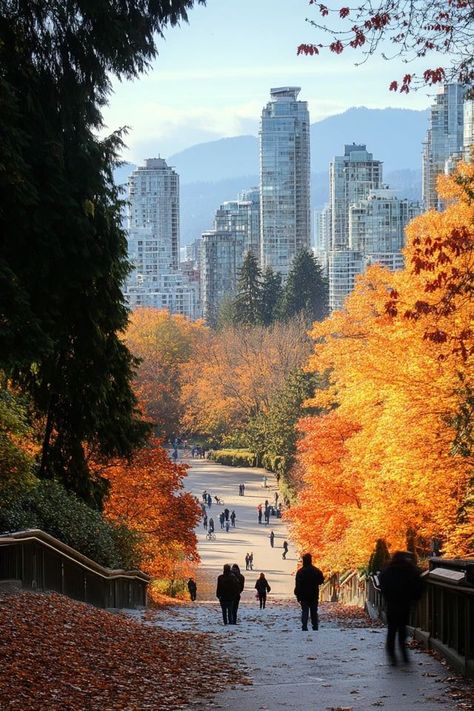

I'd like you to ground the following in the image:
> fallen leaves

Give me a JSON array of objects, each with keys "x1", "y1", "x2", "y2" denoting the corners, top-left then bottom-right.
[{"x1": 0, "y1": 592, "x2": 245, "y2": 710}]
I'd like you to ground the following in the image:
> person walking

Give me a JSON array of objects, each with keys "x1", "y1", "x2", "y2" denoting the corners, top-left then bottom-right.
[
  {"x1": 245, "y1": 553, "x2": 250, "y2": 571},
  {"x1": 208, "y1": 517, "x2": 214, "y2": 534},
  {"x1": 230, "y1": 510, "x2": 236, "y2": 527},
  {"x1": 255, "y1": 573, "x2": 271, "y2": 609},
  {"x1": 241, "y1": 483, "x2": 245, "y2": 495},
  {"x1": 224, "y1": 508, "x2": 230, "y2": 521},
  {"x1": 294, "y1": 553, "x2": 325, "y2": 631},
  {"x1": 219, "y1": 511, "x2": 225, "y2": 529},
  {"x1": 258, "y1": 508, "x2": 263, "y2": 525},
  {"x1": 187, "y1": 578, "x2": 197, "y2": 602},
  {"x1": 216, "y1": 564, "x2": 240, "y2": 626},
  {"x1": 274, "y1": 491, "x2": 279, "y2": 506},
  {"x1": 282, "y1": 540, "x2": 289, "y2": 559},
  {"x1": 249, "y1": 552, "x2": 254, "y2": 570},
  {"x1": 203, "y1": 513, "x2": 208, "y2": 530},
  {"x1": 230, "y1": 564, "x2": 245, "y2": 624},
  {"x1": 379, "y1": 551, "x2": 423, "y2": 665},
  {"x1": 239, "y1": 484, "x2": 242, "y2": 496},
  {"x1": 269, "y1": 530, "x2": 275, "y2": 548},
  {"x1": 225, "y1": 519, "x2": 230, "y2": 533},
  {"x1": 207, "y1": 493, "x2": 212, "y2": 508}
]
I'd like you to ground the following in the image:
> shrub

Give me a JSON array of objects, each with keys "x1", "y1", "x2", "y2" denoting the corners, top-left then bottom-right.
[
  {"x1": 0, "y1": 480, "x2": 141, "y2": 569},
  {"x1": 207, "y1": 449, "x2": 257, "y2": 468}
]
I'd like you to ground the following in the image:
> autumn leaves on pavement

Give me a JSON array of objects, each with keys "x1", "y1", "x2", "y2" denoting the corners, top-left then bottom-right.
[{"x1": 0, "y1": 592, "x2": 244, "y2": 711}]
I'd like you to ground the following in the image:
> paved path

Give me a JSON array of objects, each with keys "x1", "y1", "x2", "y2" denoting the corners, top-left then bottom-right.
[
  {"x1": 145, "y1": 457, "x2": 457, "y2": 710},
  {"x1": 182, "y1": 458, "x2": 297, "y2": 599}
]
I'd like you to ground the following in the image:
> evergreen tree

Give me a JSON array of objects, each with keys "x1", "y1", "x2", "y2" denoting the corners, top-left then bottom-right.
[
  {"x1": 0, "y1": 1, "x2": 203, "y2": 506},
  {"x1": 281, "y1": 249, "x2": 329, "y2": 323},
  {"x1": 260, "y1": 267, "x2": 283, "y2": 326},
  {"x1": 232, "y1": 251, "x2": 263, "y2": 326}
]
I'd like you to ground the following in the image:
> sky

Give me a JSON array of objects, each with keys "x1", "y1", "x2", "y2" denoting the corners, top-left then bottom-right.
[{"x1": 102, "y1": 0, "x2": 438, "y2": 163}]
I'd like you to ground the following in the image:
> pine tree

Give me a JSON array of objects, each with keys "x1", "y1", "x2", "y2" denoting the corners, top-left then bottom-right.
[
  {"x1": 232, "y1": 251, "x2": 263, "y2": 326},
  {"x1": 261, "y1": 267, "x2": 283, "y2": 326},
  {"x1": 281, "y1": 249, "x2": 329, "y2": 323},
  {"x1": 0, "y1": 1, "x2": 203, "y2": 506}
]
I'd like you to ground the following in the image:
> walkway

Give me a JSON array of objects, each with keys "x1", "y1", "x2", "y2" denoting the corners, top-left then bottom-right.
[{"x1": 143, "y1": 457, "x2": 457, "y2": 710}]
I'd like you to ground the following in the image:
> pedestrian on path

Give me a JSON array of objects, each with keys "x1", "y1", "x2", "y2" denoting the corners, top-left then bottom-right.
[
  {"x1": 230, "y1": 510, "x2": 236, "y2": 527},
  {"x1": 294, "y1": 553, "x2": 324, "y2": 631},
  {"x1": 219, "y1": 512, "x2": 225, "y2": 529},
  {"x1": 274, "y1": 491, "x2": 279, "y2": 506},
  {"x1": 231, "y1": 564, "x2": 245, "y2": 624},
  {"x1": 203, "y1": 513, "x2": 208, "y2": 530},
  {"x1": 258, "y1": 507, "x2": 263, "y2": 525},
  {"x1": 208, "y1": 518, "x2": 214, "y2": 533},
  {"x1": 269, "y1": 531, "x2": 275, "y2": 547},
  {"x1": 245, "y1": 553, "x2": 250, "y2": 571},
  {"x1": 262, "y1": 475, "x2": 267, "y2": 488},
  {"x1": 187, "y1": 578, "x2": 197, "y2": 602},
  {"x1": 241, "y1": 483, "x2": 245, "y2": 495},
  {"x1": 255, "y1": 573, "x2": 271, "y2": 609},
  {"x1": 239, "y1": 483, "x2": 243, "y2": 496},
  {"x1": 224, "y1": 508, "x2": 230, "y2": 521},
  {"x1": 282, "y1": 540, "x2": 289, "y2": 559},
  {"x1": 249, "y1": 552, "x2": 254, "y2": 570},
  {"x1": 379, "y1": 551, "x2": 423, "y2": 666},
  {"x1": 225, "y1": 519, "x2": 230, "y2": 533},
  {"x1": 216, "y1": 564, "x2": 240, "y2": 626},
  {"x1": 264, "y1": 507, "x2": 270, "y2": 525},
  {"x1": 207, "y1": 494, "x2": 212, "y2": 508}
]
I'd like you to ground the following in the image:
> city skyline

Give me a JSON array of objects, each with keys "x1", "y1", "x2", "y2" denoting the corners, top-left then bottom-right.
[{"x1": 101, "y1": 0, "x2": 439, "y2": 162}]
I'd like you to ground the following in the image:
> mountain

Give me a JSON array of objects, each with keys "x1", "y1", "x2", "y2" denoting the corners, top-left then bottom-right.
[
  {"x1": 115, "y1": 106, "x2": 428, "y2": 243},
  {"x1": 168, "y1": 106, "x2": 428, "y2": 183}
]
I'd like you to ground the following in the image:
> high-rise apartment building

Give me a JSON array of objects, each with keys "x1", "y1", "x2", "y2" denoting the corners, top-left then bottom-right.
[
  {"x1": 330, "y1": 144, "x2": 383, "y2": 250},
  {"x1": 464, "y1": 99, "x2": 474, "y2": 159},
  {"x1": 259, "y1": 87, "x2": 311, "y2": 276},
  {"x1": 128, "y1": 157, "x2": 179, "y2": 273},
  {"x1": 327, "y1": 147, "x2": 419, "y2": 311},
  {"x1": 125, "y1": 158, "x2": 199, "y2": 319},
  {"x1": 422, "y1": 84, "x2": 465, "y2": 210},
  {"x1": 214, "y1": 189, "x2": 260, "y2": 256},
  {"x1": 200, "y1": 230, "x2": 245, "y2": 325}
]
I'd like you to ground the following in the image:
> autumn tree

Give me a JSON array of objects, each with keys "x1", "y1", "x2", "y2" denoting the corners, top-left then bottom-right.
[
  {"x1": 289, "y1": 162, "x2": 473, "y2": 569},
  {"x1": 297, "y1": 0, "x2": 474, "y2": 95},
  {"x1": 181, "y1": 318, "x2": 312, "y2": 443},
  {"x1": 103, "y1": 438, "x2": 200, "y2": 581},
  {"x1": 0, "y1": 1, "x2": 204, "y2": 506},
  {"x1": 124, "y1": 308, "x2": 208, "y2": 438}
]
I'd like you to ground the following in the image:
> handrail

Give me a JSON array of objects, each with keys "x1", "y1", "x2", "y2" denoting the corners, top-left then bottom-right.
[{"x1": 0, "y1": 530, "x2": 149, "y2": 582}]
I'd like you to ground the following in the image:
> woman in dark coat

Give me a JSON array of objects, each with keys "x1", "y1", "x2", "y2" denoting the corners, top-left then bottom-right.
[{"x1": 255, "y1": 573, "x2": 271, "y2": 609}]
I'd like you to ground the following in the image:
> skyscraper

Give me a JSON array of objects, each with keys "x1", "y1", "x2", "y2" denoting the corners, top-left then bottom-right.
[
  {"x1": 327, "y1": 146, "x2": 419, "y2": 311},
  {"x1": 422, "y1": 84, "x2": 465, "y2": 210},
  {"x1": 128, "y1": 157, "x2": 179, "y2": 274},
  {"x1": 330, "y1": 144, "x2": 383, "y2": 250},
  {"x1": 200, "y1": 230, "x2": 245, "y2": 325},
  {"x1": 125, "y1": 158, "x2": 199, "y2": 319},
  {"x1": 214, "y1": 189, "x2": 260, "y2": 257},
  {"x1": 259, "y1": 87, "x2": 311, "y2": 276}
]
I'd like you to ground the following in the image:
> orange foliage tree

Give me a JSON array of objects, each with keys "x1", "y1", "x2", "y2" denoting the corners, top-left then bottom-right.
[
  {"x1": 181, "y1": 318, "x2": 312, "y2": 443},
  {"x1": 288, "y1": 162, "x2": 474, "y2": 570},
  {"x1": 124, "y1": 308, "x2": 208, "y2": 438},
  {"x1": 103, "y1": 438, "x2": 200, "y2": 580}
]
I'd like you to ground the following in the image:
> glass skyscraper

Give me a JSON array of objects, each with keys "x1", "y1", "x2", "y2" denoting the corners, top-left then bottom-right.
[{"x1": 259, "y1": 87, "x2": 311, "y2": 276}]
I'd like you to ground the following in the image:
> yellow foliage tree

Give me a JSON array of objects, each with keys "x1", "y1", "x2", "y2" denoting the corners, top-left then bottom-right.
[{"x1": 288, "y1": 162, "x2": 474, "y2": 570}]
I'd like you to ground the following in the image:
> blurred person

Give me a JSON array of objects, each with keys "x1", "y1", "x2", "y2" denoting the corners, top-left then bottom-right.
[
  {"x1": 255, "y1": 573, "x2": 271, "y2": 609},
  {"x1": 216, "y1": 564, "x2": 240, "y2": 626},
  {"x1": 187, "y1": 578, "x2": 197, "y2": 602}
]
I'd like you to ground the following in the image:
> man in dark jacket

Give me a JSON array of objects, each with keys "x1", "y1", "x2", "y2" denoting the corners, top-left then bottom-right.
[
  {"x1": 294, "y1": 553, "x2": 324, "y2": 631},
  {"x1": 187, "y1": 578, "x2": 197, "y2": 602},
  {"x1": 216, "y1": 564, "x2": 240, "y2": 625},
  {"x1": 379, "y1": 551, "x2": 423, "y2": 665},
  {"x1": 230, "y1": 564, "x2": 245, "y2": 624}
]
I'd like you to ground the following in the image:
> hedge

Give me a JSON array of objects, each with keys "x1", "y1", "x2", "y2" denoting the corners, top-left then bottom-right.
[{"x1": 207, "y1": 449, "x2": 257, "y2": 468}]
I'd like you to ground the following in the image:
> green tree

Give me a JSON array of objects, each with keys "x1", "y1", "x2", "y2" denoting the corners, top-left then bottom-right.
[
  {"x1": 281, "y1": 249, "x2": 329, "y2": 323},
  {"x1": 233, "y1": 251, "x2": 263, "y2": 326},
  {"x1": 261, "y1": 267, "x2": 283, "y2": 326},
  {"x1": 0, "y1": 1, "x2": 204, "y2": 506}
]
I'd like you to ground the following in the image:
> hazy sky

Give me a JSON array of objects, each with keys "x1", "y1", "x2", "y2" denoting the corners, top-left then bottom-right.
[{"x1": 102, "y1": 0, "x2": 437, "y2": 162}]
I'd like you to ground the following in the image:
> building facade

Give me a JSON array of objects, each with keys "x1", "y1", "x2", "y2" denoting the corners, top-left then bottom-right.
[
  {"x1": 200, "y1": 230, "x2": 245, "y2": 325},
  {"x1": 259, "y1": 87, "x2": 311, "y2": 276},
  {"x1": 330, "y1": 144, "x2": 383, "y2": 250},
  {"x1": 214, "y1": 189, "x2": 260, "y2": 257},
  {"x1": 422, "y1": 84, "x2": 465, "y2": 210},
  {"x1": 125, "y1": 158, "x2": 199, "y2": 319}
]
